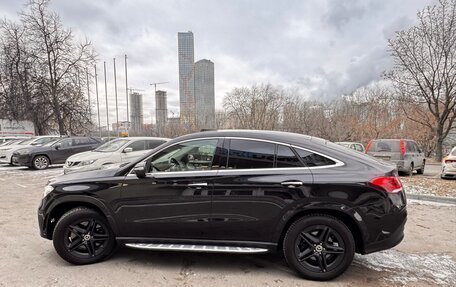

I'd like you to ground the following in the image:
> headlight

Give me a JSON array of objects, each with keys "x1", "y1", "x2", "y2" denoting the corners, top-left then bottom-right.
[
  {"x1": 43, "y1": 185, "x2": 54, "y2": 198},
  {"x1": 79, "y1": 159, "x2": 96, "y2": 166},
  {"x1": 16, "y1": 149, "x2": 31, "y2": 155}
]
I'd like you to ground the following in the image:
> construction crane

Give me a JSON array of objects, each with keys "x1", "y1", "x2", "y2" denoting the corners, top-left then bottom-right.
[
  {"x1": 150, "y1": 82, "x2": 169, "y2": 94},
  {"x1": 128, "y1": 87, "x2": 145, "y2": 94}
]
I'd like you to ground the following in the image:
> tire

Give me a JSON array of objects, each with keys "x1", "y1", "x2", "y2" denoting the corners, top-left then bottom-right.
[
  {"x1": 32, "y1": 155, "x2": 50, "y2": 170},
  {"x1": 52, "y1": 207, "x2": 116, "y2": 265},
  {"x1": 416, "y1": 161, "x2": 425, "y2": 175},
  {"x1": 404, "y1": 163, "x2": 414, "y2": 176},
  {"x1": 283, "y1": 215, "x2": 355, "y2": 281}
]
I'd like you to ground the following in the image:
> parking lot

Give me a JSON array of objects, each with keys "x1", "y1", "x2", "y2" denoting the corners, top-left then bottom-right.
[{"x1": 0, "y1": 164, "x2": 455, "y2": 287}]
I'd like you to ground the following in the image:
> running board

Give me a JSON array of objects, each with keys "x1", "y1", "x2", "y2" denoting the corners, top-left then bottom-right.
[{"x1": 125, "y1": 243, "x2": 269, "y2": 253}]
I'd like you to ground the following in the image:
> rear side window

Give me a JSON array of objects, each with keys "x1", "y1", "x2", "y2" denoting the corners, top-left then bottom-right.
[
  {"x1": 74, "y1": 138, "x2": 92, "y2": 145},
  {"x1": 276, "y1": 145, "x2": 303, "y2": 168},
  {"x1": 227, "y1": 139, "x2": 275, "y2": 169},
  {"x1": 295, "y1": 148, "x2": 336, "y2": 167},
  {"x1": 369, "y1": 141, "x2": 400, "y2": 152}
]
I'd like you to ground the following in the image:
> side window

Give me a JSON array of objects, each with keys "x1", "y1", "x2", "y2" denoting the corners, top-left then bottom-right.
[
  {"x1": 276, "y1": 145, "x2": 303, "y2": 168},
  {"x1": 146, "y1": 140, "x2": 164, "y2": 150},
  {"x1": 295, "y1": 148, "x2": 336, "y2": 167},
  {"x1": 355, "y1": 144, "x2": 364, "y2": 152},
  {"x1": 74, "y1": 138, "x2": 90, "y2": 145},
  {"x1": 150, "y1": 139, "x2": 219, "y2": 172},
  {"x1": 127, "y1": 140, "x2": 146, "y2": 152},
  {"x1": 406, "y1": 141, "x2": 416, "y2": 153},
  {"x1": 58, "y1": 139, "x2": 73, "y2": 148},
  {"x1": 227, "y1": 139, "x2": 275, "y2": 169},
  {"x1": 413, "y1": 142, "x2": 421, "y2": 153}
]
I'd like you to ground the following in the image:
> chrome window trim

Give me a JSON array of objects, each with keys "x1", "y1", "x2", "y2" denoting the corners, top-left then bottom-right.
[{"x1": 126, "y1": 136, "x2": 345, "y2": 176}]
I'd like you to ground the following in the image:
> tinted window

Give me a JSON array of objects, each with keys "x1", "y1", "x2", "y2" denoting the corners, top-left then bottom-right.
[
  {"x1": 276, "y1": 145, "x2": 303, "y2": 168},
  {"x1": 227, "y1": 139, "x2": 275, "y2": 169},
  {"x1": 146, "y1": 140, "x2": 165, "y2": 150},
  {"x1": 74, "y1": 138, "x2": 91, "y2": 145},
  {"x1": 369, "y1": 140, "x2": 400, "y2": 152},
  {"x1": 151, "y1": 139, "x2": 218, "y2": 172},
  {"x1": 295, "y1": 148, "x2": 336, "y2": 167},
  {"x1": 127, "y1": 140, "x2": 146, "y2": 151},
  {"x1": 57, "y1": 139, "x2": 73, "y2": 148}
]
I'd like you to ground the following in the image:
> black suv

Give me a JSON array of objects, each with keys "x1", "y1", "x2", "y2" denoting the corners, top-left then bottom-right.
[
  {"x1": 38, "y1": 130, "x2": 407, "y2": 281},
  {"x1": 13, "y1": 137, "x2": 101, "y2": 169}
]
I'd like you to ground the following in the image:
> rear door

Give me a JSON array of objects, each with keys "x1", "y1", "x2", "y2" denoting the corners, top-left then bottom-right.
[{"x1": 210, "y1": 139, "x2": 313, "y2": 243}]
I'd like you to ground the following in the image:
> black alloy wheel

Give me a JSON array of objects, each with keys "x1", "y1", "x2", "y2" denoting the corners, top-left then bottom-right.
[
  {"x1": 53, "y1": 208, "x2": 116, "y2": 265},
  {"x1": 283, "y1": 215, "x2": 355, "y2": 281}
]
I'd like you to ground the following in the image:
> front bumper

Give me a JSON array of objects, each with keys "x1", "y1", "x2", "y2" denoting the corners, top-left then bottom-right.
[
  {"x1": 63, "y1": 165, "x2": 101, "y2": 174},
  {"x1": 11, "y1": 153, "x2": 32, "y2": 166}
]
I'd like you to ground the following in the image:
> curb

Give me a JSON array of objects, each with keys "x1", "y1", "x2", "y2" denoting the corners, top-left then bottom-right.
[{"x1": 406, "y1": 193, "x2": 456, "y2": 205}]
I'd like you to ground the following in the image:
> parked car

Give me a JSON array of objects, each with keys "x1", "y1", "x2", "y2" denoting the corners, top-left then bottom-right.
[
  {"x1": 365, "y1": 139, "x2": 425, "y2": 175},
  {"x1": 0, "y1": 135, "x2": 65, "y2": 165},
  {"x1": 63, "y1": 137, "x2": 169, "y2": 174},
  {"x1": 39, "y1": 130, "x2": 406, "y2": 281},
  {"x1": 0, "y1": 138, "x2": 30, "y2": 147},
  {"x1": 335, "y1": 142, "x2": 365, "y2": 153},
  {"x1": 12, "y1": 137, "x2": 101, "y2": 170},
  {"x1": 0, "y1": 136, "x2": 30, "y2": 145},
  {"x1": 441, "y1": 146, "x2": 456, "y2": 179}
]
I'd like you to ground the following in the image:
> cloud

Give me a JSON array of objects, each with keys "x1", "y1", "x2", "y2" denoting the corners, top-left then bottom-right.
[{"x1": 0, "y1": 0, "x2": 436, "y2": 124}]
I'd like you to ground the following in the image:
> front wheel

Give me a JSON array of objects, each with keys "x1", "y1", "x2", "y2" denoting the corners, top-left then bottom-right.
[
  {"x1": 52, "y1": 208, "x2": 116, "y2": 265},
  {"x1": 32, "y1": 155, "x2": 50, "y2": 170},
  {"x1": 283, "y1": 215, "x2": 355, "y2": 281}
]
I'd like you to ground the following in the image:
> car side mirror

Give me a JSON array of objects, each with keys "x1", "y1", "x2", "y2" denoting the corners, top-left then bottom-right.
[
  {"x1": 124, "y1": 147, "x2": 133, "y2": 153},
  {"x1": 54, "y1": 143, "x2": 61, "y2": 150},
  {"x1": 133, "y1": 160, "x2": 150, "y2": 178}
]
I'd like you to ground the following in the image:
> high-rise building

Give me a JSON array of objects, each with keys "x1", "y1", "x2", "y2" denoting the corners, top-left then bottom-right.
[
  {"x1": 155, "y1": 90, "x2": 168, "y2": 126},
  {"x1": 129, "y1": 92, "x2": 144, "y2": 133},
  {"x1": 194, "y1": 59, "x2": 215, "y2": 128},
  {"x1": 178, "y1": 31, "x2": 195, "y2": 122}
]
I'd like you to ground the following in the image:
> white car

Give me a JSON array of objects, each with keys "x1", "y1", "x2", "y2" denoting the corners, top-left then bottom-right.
[
  {"x1": 63, "y1": 137, "x2": 169, "y2": 174},
  {"x1": 0, "y1": 136, "x2": 64, "y2": 165},
  {"x1": 441, "y1": 146, "x2": 456, "y2": 179}
]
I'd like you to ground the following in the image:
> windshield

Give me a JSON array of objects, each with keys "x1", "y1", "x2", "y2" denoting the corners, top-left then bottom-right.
[
  {"x1": 18, "y1": 138, "x2": 35, "y2": 145},
  {"x1": 94, "y1": 139, "x2": 129, "y2": 152}
]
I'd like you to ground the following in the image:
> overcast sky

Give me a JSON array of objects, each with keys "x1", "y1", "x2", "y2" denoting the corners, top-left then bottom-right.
[{"x1": 0, "y1": 0, "x2": 434, "y2": 125}]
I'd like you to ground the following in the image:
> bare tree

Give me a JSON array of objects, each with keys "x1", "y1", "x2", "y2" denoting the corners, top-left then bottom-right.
[
  {"x1": 223, "y1": 84, "x2": 285, "y2": 130},
  {"x1": 387, "y1": 0, "x2": 456, "y2": 160},
  {"x1": 21, "y1": 0, "x2": 95, "y2": 135}
]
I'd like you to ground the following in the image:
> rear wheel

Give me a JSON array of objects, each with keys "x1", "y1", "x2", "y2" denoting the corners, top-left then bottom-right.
[
  {"x1": 53, "y1": 208, "x2": 116, "y2": 265},
  {"x1": 416, "y1": 161, "x2": 425, "y2": 175},
  {"x1": 283, "y1": 215, "x2": 355, "y2": 281}
]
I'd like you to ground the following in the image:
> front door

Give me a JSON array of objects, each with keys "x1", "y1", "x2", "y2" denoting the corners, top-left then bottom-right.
[{"x1": 116, "y1": 138, "x2": 222, "y2": 239}]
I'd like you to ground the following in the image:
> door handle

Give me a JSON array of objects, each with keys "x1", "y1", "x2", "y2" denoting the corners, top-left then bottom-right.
[
  {"x1": 281, "y1": 181, "x2": 303, "y2": 187},
  {"x1": 188, "y1": 183, "x2": 208, "y2": 188}
]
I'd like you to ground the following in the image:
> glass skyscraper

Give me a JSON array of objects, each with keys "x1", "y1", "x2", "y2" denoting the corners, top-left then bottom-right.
[
  {"x1": 178, "y1": 31, "x2": 195, "y2": 122},
  {"x1": 195, "y1": 59, "x2": 215, "y2": 128}
]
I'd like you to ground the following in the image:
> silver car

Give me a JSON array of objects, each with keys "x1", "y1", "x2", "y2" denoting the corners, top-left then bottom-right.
[{"x1": 366, "y1": 139, "x2": 425, "y2": 175}]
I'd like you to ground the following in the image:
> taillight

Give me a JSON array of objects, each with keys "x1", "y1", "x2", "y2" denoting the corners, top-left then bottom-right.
[
  {"x1": 365, "y1": 140, "x2": 372, "y2": 153},
  {"x1": 369, "y1": 176, "x2": 403, "y2": 193},
  {"x1": 399, "y1": 140, "x2": 405, "y2": 156}
]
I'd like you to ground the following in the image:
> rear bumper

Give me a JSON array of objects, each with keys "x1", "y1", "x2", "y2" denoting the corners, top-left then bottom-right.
[
  {"x1": 362, "y1": 206, "x2": 407, "y2": 254},
  {"x1": 441, "y1": 165, "x2": 456, "y2": 178}
]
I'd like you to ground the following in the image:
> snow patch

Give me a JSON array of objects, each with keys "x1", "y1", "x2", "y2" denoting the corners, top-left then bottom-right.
[{"x1": 354, "y1": 250, "x2": 456, "y2": 286}]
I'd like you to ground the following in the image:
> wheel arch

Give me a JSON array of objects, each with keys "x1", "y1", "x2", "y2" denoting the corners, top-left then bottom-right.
[
  {"x1": 275, "y1": 208, "x2": 365, "y2": 254},
  {"x1": 33, "y1": 153, "x2": 52, "y2": 165},
  {"x1": 44, "y1": 198, "x2": 118, "y2": 240}
]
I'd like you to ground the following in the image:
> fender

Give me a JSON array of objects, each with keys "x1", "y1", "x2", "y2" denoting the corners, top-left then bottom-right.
[
  {"x1": 44, "y1": 194, "x2": 119, "y2": 235},
  {"x1": 272, "y1": 200, "x2": 369, "y2": 248}
]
